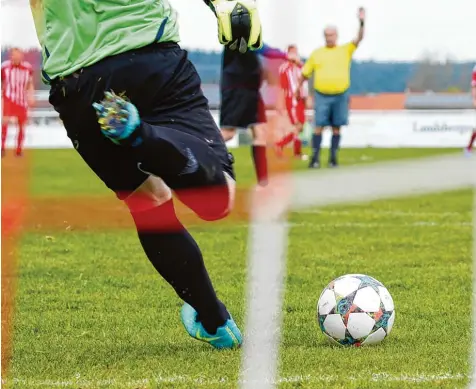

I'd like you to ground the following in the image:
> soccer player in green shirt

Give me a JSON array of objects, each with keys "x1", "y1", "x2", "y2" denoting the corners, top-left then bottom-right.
[{"x1": 29, "y1": 0, "x2": 262, "y2": 350}]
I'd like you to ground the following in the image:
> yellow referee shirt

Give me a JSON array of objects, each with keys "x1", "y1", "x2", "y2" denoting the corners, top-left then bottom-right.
[{"x1": 302, "y1": 43, "x2": 356, "y2": 95}]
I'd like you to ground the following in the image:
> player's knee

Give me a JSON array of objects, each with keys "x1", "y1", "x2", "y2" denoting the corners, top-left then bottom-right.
[
  {"x1": 124, "y1": 176, "x2": 172, "y2": 212},
  {"x1": 176, "y1": 171, "x2": 235, "y2": 222},
  {"x1": 221, "y1": 127, "x2": 236, "y2": 142},
  {"x1": 251, "y1": 124, "x2": 267, "y2": 144},
  {"x1": 315, "y1": 127, "x2": 324, "y2": 135},
  {"x1": 332, "y1": 127, "x2": 341, "y2": 135}
]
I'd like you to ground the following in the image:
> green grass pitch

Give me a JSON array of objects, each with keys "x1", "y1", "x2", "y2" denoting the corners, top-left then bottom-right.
[{"x1": 4, "y1": 147, "x2": 473, "y2": 388}]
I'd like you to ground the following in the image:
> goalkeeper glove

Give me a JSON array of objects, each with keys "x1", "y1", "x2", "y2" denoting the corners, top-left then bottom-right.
[{"x1": 209, "y1": 0, "x2": 263, "y2": 53}]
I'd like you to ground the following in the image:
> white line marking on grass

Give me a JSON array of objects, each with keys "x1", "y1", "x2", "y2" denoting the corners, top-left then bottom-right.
[
  {"x1": 2, "y1": 373, "x2": 468, "y2": 387},
  {"x1": 298, "y1": 209, "x2": 468, "y2": 217},
  {"x1": 241, "y1": 154, "x2": 476, "y2": 389},
  {"x1": 213, "y1": 221, "x2": 472, "y2": 230}
]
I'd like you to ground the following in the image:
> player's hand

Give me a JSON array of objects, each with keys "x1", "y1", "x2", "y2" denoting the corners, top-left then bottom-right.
[
  {"x1": 358, "y1": 7, "x2": 366, "y2": 21},
  {"x1": 210, "y1": 0, "x2": 263, "y2": 53}
]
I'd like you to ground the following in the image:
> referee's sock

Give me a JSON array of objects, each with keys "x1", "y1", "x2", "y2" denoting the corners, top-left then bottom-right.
[
  {"x1": 330, "y1": 134, "x2": 341, "y2": 163},
  {"x1": 130, "y1": 198, "x2": 230, "y2": 334},
  {"x1": 311, "y1": 134, "x2": 322, "y2": 164},
  {"x1": 251, "y1": 144, "x2": 268, "y2": 186}
]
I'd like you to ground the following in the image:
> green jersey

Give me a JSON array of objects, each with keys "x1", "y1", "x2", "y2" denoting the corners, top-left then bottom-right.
[{"x1": 30, "y1": 0, "x2": 180, "y2": 82}]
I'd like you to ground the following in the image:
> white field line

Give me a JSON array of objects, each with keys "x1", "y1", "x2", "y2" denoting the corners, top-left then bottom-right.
[
  {"x1": 212, "y1": 221, "x2": 472, "y2": 229},
  {"x1": 297, "y1": 209, "x2": 469, "y2": 217},
  {"x1": 241, "y1": 154, "x2": 476, "y2": 389},
  {"x1": 1, "y1": 373, "x2": 469, "y2": 387}
]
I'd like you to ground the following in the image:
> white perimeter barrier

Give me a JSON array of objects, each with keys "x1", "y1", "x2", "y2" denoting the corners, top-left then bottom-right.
[{"x1": 2, "y1": 109, "x2": 475, "y2": 149}]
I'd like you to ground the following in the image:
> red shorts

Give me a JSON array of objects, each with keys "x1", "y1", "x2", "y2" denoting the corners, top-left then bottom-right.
[
  {"x1": 2, "y1": 99, "x2": 28, "y2": 123},
  {"x1": 286, "y1": 98, "x2": 306, "y2": 125}
]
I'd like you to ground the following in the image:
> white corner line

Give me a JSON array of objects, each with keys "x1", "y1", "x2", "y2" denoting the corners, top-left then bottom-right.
[{"x1": 240, "y1": 154, "x2": 476, "y2": 389}]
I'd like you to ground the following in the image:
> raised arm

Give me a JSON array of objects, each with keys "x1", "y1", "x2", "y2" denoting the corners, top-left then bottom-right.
[{"x1": 352, "y1": 7, "x2": 366, "y2": 47}]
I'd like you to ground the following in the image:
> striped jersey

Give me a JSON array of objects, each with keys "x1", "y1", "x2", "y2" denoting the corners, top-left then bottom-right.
[
  {"x1": 1, "y1": 60, "x2": 33, "y2": 107},
  {"x1": 279, "y1": 61, "x2": 308, "y2": 99}
]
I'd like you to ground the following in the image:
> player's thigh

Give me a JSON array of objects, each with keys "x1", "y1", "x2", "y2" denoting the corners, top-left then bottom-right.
[
  {"x1": 314, "y1": 92, "x2": 332, "y2": 127},
  {"x1": 2, "y1": 100, "x2": 15, "y2": 125},
  {"x1": 220, "y1": 88, "x2": 261, "y2": 130},
  {"x1": 296, "y1": 100, "x2": 306, "y2": 126},
  {"x1": 330, "y1": 92, "x2": 350, "y2": 127}
]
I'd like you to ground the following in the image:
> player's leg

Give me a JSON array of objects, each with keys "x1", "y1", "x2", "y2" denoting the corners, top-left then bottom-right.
[
  {"x1": 49, "y1": 43, "x2": 240, "y2": 348},
  {"x1": 2, "y1": 100, "x2": 12, "y2": 157},
  {"x1": 293, "y1": 123, "x2": 304, "y2": 158},
  {"x1": 221, "y1": 126, "x2": 237, "y2": 142},
  {"x1": 249, "y1": 95, "x2": 269, "y2": 186},
  {"x1": 1, "y1": 118, "x2": 8, "y2": 157},
  {"x1": 465, "y1": 129, "x2": 476, "y2": 156},
  {"x1": 275, "y1": 101, "x2": 297, "y2": 157},
  {"x1": 310, "y1": 92, "x2": 330, "y2": 168},
  {"x1": 15, "y1": 109, "x2": 28, "y2": 157},
  {"x1": 249, "y1": 122, "x2": 268, "y2": 186},
  {"x1": 293, "y1": 100, "x2": 306, "y2": 159},
  {"x1": 220, "y1": 87, "x2": 268, "y2": 186},
  {"x1": 329, "y1": 91, "x2": 349, "y2": 167}
]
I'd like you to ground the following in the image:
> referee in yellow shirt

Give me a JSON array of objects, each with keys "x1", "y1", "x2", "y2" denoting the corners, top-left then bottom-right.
[{"x1": 296, "y1": 8, "x2": 365, "y2": 168}]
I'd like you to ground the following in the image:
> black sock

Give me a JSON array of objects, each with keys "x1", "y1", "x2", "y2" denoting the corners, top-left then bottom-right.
[
  {"x1": 311, "y1": 134, "x2": 322, "y2": 164},
  {"x1": 251, "y1": 145, "x2": 268, "y2": 186},
  {"x1": 330, "y1": 134, "x2": 341, "y2": 163},
  {"x1": 130, "y1": 199, "x2": 229, "y2": 333}
]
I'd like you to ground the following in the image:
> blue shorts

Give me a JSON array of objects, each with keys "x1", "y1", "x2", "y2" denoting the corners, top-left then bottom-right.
[{"x1": 314, "y1": 90, "x2": 350, "y2": 128}]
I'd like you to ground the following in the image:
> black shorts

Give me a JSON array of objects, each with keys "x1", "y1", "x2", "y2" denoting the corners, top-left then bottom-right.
[
  {"x1": 219, "y1": 88, "x2": 266, "y2": 129},
  {"x1": 49, "y1": 43, "x2": 234, "y2": 197}
]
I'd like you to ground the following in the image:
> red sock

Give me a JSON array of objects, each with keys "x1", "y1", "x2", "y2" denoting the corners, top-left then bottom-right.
[
  {"x1": 16, "y1": 122, "x2": 25, "y2": 155},
  {"x1": 293, "y1": 136, "x2": 302, "y2": 156},
  {"x1": 2, "y1": 123, "x2": 7, "y2": 152},
  {"x1": 251, "y1": 145, "x2": 268, "y2": 186},
  {"x1": 468, "y1": 131, "x2": 476, "y2": 150},
  {"x1": 276, "y1": 132, "x2": 294, "y2": 148}
]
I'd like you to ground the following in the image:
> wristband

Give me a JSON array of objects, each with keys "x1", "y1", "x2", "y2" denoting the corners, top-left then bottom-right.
[{"x1": 360, "y1": 20, "x2": 365, "y2": 27}]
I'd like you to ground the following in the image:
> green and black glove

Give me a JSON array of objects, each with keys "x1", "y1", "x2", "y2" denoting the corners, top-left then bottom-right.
[{"x1": 206, "y1": 0, "x2": 263, "y2": 53}]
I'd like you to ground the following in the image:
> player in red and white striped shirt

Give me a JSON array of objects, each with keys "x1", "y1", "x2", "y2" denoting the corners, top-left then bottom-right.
[
  {"x1": 1, "y1": 48, "x2": 35, "y2": 157},
  {"x1": 275, "y1": 45, "x2": 309, "y2": 160},
  {"x1": 465, "y1": 65, "x2": 476, "y2": 155}
]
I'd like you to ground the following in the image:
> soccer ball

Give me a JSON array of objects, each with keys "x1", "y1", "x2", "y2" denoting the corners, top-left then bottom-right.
[{"x1": 317, "y1": 274, "x2": 395, "y2": 347}]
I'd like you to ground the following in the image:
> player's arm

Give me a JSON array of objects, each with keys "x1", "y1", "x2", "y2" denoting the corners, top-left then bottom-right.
[
  {"x1": 27, "y1": 74, "x2": 35, "y2": 107},
  {"x1": 352, "y1": 7, "x2": 366, "y2": 47},
  {"x1": 256, "y1": 43, "x2": 287, "y2": 60},
  {"x1": 294, "y1": 56, "x2": 314, "y2": 98},
  {"x1": 204, "y1": 0, "x2": 263, "y2": 52},
  {"x1": 277, "y1": 67, "x2": 288, "y2": 115}
]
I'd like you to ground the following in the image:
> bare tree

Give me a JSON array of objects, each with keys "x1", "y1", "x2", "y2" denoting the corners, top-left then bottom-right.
[{"x1": 407, "y1": 51, "x2": 456, "y2": 92}]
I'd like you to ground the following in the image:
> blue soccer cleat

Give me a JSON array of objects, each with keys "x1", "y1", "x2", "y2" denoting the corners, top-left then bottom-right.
[
  {"x1": 92, "y1": 91, "x2": 141, "y2": 146},
  {"x1": 180, "y1": 303, "x2": 242, "y2": 349}
]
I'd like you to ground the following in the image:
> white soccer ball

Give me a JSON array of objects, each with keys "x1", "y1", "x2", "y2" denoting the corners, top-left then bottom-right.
[{"x1": 317, "y1": 274, "x2": 395, "y2": 346}]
